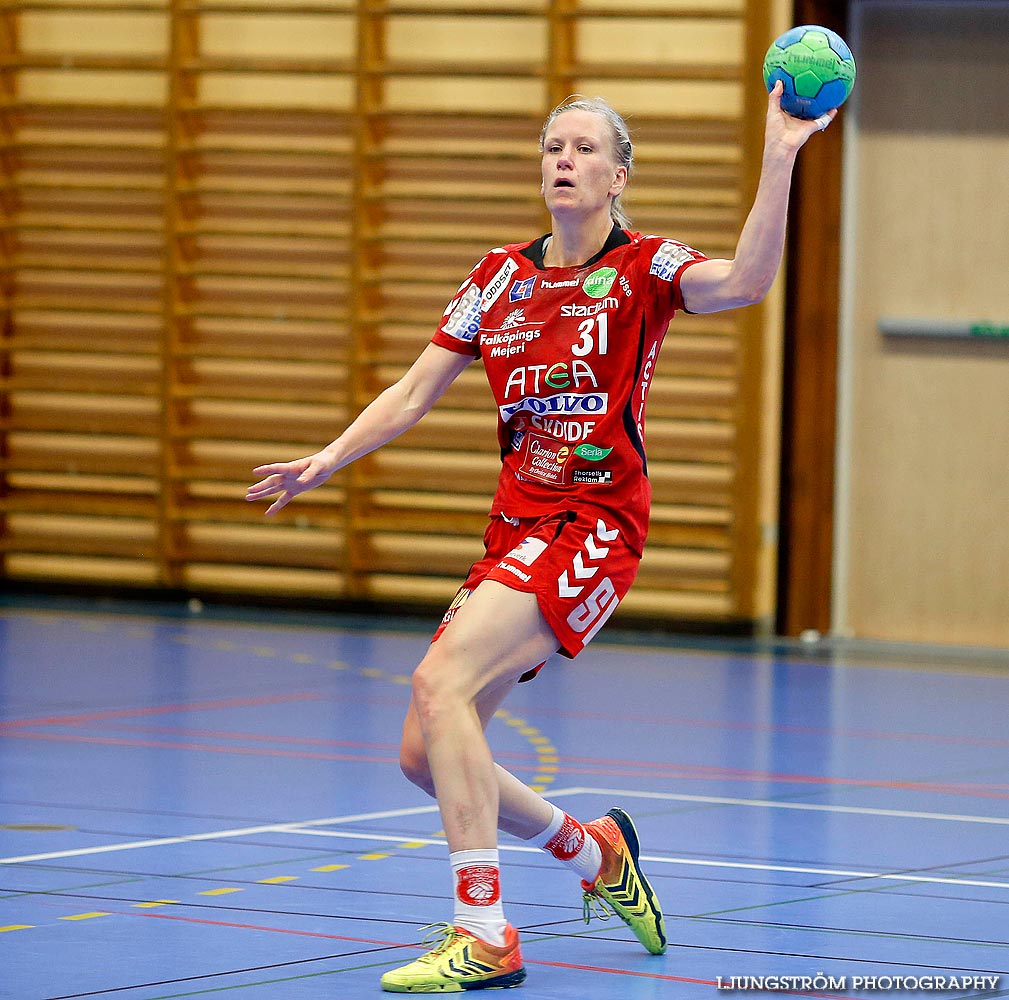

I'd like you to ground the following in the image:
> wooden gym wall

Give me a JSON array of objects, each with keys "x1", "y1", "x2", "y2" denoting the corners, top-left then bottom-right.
[{"x1": 0, "y1": 0, "x2": 788, "y2": 627}]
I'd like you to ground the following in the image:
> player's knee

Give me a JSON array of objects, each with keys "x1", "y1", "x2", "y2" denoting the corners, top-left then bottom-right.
[
  {"x1": 410, "y1": 650, "x2": 462, "y2": 730},
  {"x1": 399, "y1": 735, "x2": 435, "y2": 796}
]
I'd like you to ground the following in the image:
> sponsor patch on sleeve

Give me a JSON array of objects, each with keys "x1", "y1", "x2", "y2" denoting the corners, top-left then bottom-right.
[
  {"x1": 649, "y1": 240, "x2": 700, "y2": 282},
  {"x1": 441, "y1": 283, "x2": 483, "y2": 342},
  {"x1": 482, "y1": 258, "x2": 520, "y2": 309}
]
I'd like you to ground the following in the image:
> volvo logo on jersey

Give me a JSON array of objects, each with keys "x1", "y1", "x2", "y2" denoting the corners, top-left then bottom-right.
[{"x1": 498, "y1": 392, "x2": 608, "y2": 422}]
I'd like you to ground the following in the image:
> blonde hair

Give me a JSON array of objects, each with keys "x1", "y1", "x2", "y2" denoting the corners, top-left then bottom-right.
[{"x1": 539, "y1": 95, "x2": 634, "y2": 228}]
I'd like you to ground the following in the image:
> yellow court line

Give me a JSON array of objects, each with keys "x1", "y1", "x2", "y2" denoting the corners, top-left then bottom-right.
[
  {"x1": 60, "y1": 912, "x2": 110, "y2": 921},
  {"x1": 198, "y1": 887, "x2": 242, "y2": 896},
  {"x1": 1, "y1": 924, "x2": 34, "y2": 932},
  {"x1": 257, "y1": 876, "x2": 299, "y2": 884},
  {"x1": 312, "y1": 864, "x2": 349, "y2": 872},
  {"x1": 357, "y1": 853, "x2": 390, "y2": 861},
  {"x1": 132, "y1": 900, "x2": 179, "y2": 908}
]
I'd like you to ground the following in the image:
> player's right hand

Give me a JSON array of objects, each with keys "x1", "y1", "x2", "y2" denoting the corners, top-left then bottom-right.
[{"x1": 245, "y1": 453, "x2": 336, "y2": 516}]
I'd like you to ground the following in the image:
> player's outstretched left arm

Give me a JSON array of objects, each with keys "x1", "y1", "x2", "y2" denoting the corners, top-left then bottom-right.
[{"x1": 679, "y1": 80, "x2": 836, "y2": 315}]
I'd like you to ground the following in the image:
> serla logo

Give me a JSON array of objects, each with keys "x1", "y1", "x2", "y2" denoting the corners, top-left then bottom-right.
[{"x1": 574, "y1": 443, "x2": 612, "y2": 461}]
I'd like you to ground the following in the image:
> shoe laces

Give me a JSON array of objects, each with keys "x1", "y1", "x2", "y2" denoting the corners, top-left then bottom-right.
[
  {"x1": 582, "y1": 890, "x2": 613, "y2": 925},
  {"x1": 415, "y1": 922, "x2": 462, "y2": 962}
]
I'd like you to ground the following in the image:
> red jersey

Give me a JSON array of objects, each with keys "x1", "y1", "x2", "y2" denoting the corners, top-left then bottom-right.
[{"x1": 431, "y1": 226, "x2": 706, "y2": 551}]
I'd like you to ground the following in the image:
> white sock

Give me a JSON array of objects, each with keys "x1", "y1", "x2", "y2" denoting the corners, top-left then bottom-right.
[
  {"x1": 527, "y1": 803, "x2": 602, "y2": 883},
  {"x1": 450, "y1": 849, "x2": 507, "y2": 947}
]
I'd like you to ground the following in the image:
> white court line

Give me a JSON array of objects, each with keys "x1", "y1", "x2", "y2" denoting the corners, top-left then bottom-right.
[
  {"x1": 0, "y1": 804, "x2": 440, "y2": 865},
  {"x1": 287, "y1": 827, "x2": 1009, "y2": 891},
  {"x1": 547, "y1": 785, "x2": 1009, "y2": 827},
  {"x1": 4, "y1": 783, "x2": 1004, "y2": 872}
]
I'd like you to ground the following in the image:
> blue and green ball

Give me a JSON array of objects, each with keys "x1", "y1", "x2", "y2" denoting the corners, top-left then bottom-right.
[{"x1": 763, "y1": 25, "x2": 856, "y2": 120}]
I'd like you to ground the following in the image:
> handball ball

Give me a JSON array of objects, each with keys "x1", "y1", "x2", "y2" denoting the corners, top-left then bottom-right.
[{"x1": 763, "y1": 25, "x2": 856, "y2": 119}]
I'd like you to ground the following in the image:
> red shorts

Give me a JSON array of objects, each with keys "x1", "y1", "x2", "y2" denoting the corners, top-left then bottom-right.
[{"x1": 431, "y1": 506, "x2": 642, "y2": 679}]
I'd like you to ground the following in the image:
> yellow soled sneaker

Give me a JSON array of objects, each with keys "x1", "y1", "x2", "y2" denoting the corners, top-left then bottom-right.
[
  {"x1": 581, "y1": 807, "x2": 667, "y2": 955},
  {"x1": 380, "y1": 922, "x2": 527, "y2": 993}
]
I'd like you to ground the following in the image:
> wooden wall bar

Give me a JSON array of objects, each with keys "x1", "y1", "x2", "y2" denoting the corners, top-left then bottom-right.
[{"x1": 0, "y1": 0, "x2": 785, "y2": 629}]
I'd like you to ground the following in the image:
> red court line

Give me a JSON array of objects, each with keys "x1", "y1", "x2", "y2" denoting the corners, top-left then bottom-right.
[
  {"x1": 4, "y1": 729, "x2": 1006, "y2": 801},
  {"x1": 514, "y1": 706, "x2": 1009, "y2": 750},
  {"x1": 532, "y1": 762, "x2": 1009, "y2": 801},
  {"x1": 0, "y1": 693, "x2": 324, "y2": 730},
  {"x1": 92, "y1": 722, "x2": 402, "y2": 752},
  {"x1": 133, "y1": 911, "x2": 854, "y2": 996},
  {"x1": 136, "y1": 909, "x2": 407, "y2": 946},
  {"x1": 3, "y1": 730, "x2": 400, "y2": 765},
  {"x1": 63, "y1": 723, "x2": 1009, "y2": 797}
]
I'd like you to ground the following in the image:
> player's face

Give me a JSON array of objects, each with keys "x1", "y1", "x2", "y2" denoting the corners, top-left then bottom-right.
[{"x1": 541, "y1": 110, "x2": 626, "y2": 222}]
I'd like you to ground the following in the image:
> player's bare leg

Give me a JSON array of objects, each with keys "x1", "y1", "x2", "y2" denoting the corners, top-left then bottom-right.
[
  {"x1": 381, "y1": 582, "x2": 555, "y2": 992},
  {"x1": 400, "y1": 695, "x2": 555, "y2": 840},
  {"x1": 410, "y1": 581, "x2": 557, "y2": 853}
]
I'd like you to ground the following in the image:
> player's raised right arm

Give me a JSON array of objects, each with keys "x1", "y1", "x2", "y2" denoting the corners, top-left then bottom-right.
[{"x1": 246, "y1": 342, "x2": 473, "y2": 516}]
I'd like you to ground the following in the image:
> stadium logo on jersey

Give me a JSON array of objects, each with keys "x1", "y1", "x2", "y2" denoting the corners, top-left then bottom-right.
[
  {"x1": 583, "y1": 267, "x2": 617, "y2": 299},
  {"x1": 509, "y1": 276, "x2": 536, "y2": 302},
  {"x1": 560, "y1": 297, "x2": 618, "y2": 318},
  {"x1": 442, "y1": 284, "x2": 483, "y2": 342},
  {"x1": 650, "y1": 240, "x2": 697, "y2": 282},
  {"x1": 499, "y1": 392, "x2": 608, "y2": 422},
  {"x1": 483, "y1": 259, "x2": 520, "y2": 308}
]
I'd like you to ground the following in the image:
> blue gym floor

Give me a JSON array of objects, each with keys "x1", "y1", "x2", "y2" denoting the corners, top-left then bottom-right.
[{"x1": 1, "y1": 603, "x2": 1008, "y2": 999}]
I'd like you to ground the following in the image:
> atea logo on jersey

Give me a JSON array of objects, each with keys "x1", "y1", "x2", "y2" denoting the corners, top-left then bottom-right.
[
  {"x1": 502, "y1": 360, "x2": 598, "y2": 397},
  {"x1": 499, "y1": 392, "x2": 608, "y2": 422}
]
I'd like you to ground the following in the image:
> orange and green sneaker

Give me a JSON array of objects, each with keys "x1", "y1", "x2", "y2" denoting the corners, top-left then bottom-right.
[
  {"x1": 581, "y1": 807, "x2": 667, "y2": 955},
  {"x1": 380, "y1": 922, "x2": 527, "y2": 993}
]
